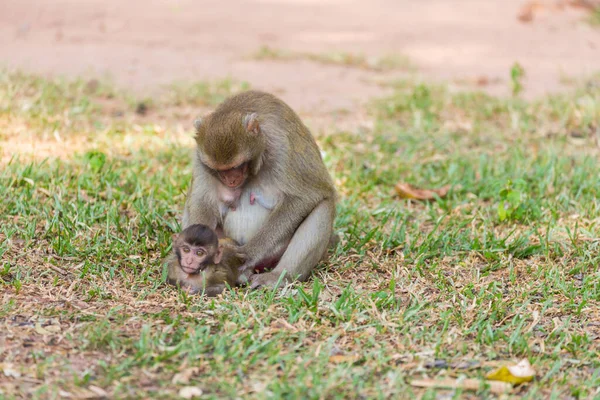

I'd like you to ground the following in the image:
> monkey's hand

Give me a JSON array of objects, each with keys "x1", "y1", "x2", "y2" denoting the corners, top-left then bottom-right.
[
  {"x1": 250, "y1": 271, "x2": 289, "y2": 290},
  {"x1": 219, "y1": 237, "x2": 247, "y2": 262},
  {"x1": 237, "y1": 267, "x2": 253, "y2": 285},
  {"x1": 239, "y1": 197, "x2": 315, "y2": 270},
  {"x1": 227, "y1": 243, "x2": 248, "y2": 262}
]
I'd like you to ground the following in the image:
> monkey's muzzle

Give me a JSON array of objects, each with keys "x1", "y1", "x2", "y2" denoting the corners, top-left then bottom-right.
[
  {"x1": 180, "y1": 265, "x2": 203, "y2": 275},
  {"x1": 218, "y1": 163, "x2": 248, "y2": 188}
]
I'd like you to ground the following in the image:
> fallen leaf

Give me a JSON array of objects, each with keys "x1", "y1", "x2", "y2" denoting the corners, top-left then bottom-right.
[
  {"x1": 45, "y1": 324, "x2": 62, "y2": 333},
  {"x1": 329, "y1": 354, "x2": 360, "y2": 364},
  {"x1": 398, "y1": 361, "x2": 419, "y2": 371},
  {"x1": 34, "y1": 323, "x2": 51, "y2": 335},
  {"x1": 518, "y1": 0, "x2": 551, "y2": 22},
  {"x1": 394, "y1": 183, "x2": 450, "y2": 201},
  {"x1": 58, "y1": 387, "x2": 105, "y2": 399},
  {"x1": 172, "y1": 367, "x2": 200, "y2": 385},
  {"x1": 88, "y1": 386, "x2": 108, "y2": 398},
  {"x1": 564, "y1": 0, "x2": 600, "y2": 11},
  {"x1": 37, "y1": 188, "x2": 52, "y2": 197},
  {"x1": 410, "y1": 378, "x2": 512, "y2": 394},
  {"x1": 476, "y1": 76, "x2": 490, "y2": 86},
  {"x1": 486, "y1": 359, "x2": 535, "y2": 384},
  {"x1": 1, "y1": 364, "x2": 21, "y2": 378},
  {"x1": 178, "y1": 386, "x2": 203, "y2": 399},
  {"x1": 518, "y1": 4, "x2": 535, "y2": 22},
  {"x1": 525, "y1": 311, "x2": 541, "y2": 333},
  {"x1": 271, "y1": 319, "x2": 297, "y2": 331},
  {"x1": 250, "y1": 381, "x2": 267, "y2": 393},
  {"x1": 34, "y1": 321, "x2": 61, "y2": 334}
]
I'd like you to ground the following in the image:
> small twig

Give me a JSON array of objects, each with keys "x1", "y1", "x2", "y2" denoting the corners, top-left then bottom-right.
[{"x1": 47, "y1": 264, "x2": 69, "y2": 276}]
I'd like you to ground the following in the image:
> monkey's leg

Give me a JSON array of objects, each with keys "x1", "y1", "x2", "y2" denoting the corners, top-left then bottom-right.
[
  {"x1": 319, "y1": 232, "x2": 340, "y2": 264},
  {"x1": 328, "y1": 232, "x2": 340, "y2": 249},
  {"x1": 201, "y1": 284, "x2": 227, "y2": 297},
  {"x1": 165, "y1": 254, "x2": 183, "y2": 287},
  {"x1": 250, "y1": 199, "x2": 335, "y2": 289}
]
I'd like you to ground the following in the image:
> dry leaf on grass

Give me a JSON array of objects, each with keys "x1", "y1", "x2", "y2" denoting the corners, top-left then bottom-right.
[
  {"x1": 57, "y1": 387, "x2": 107, "y2": 399},
  {"x1": 329, "y1": 354, "x2": 361, "y2": 364},
  {"x1": 394, "y1": 183, "x2": 451, "y2": 201},
  {"x1": 410, "y1": 378, "x2": 512, "y2": 394},
  {"x1": 88, "y1": 386, "x2": 109, "y2": 398},
  {"x1": 1, "y1": 364, "x2": 21, "y2": 378},
  {"x1": 172, "y1": 367, "x2": 200, "y2": 385},
  {"x1": 486, "y1": 359, "x2": 535, "y2": 384},
  {"x1": 271, "y1": 318, "x2": 297, "y2": 331},
  {"x1": 250, "y1": 381, "x2": 268, "y2": 393},
  {"x1": 34, "y1": 323, "x2": 52, "y2": 335},
  {"x1": 178, "y1": 386, "x2": 203, "y2": 399},
  {"x1": 34, "y1": 321, "x2": 61, "y2": 335}
]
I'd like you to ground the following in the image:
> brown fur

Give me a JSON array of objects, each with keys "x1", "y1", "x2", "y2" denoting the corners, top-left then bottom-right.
[{"x1": 166, "y1": 233, "x2": 243, "y2": 297}]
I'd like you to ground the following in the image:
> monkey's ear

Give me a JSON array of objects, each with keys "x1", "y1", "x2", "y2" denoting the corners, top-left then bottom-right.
[
  {"x1": 243, "y1": 113, "x2": 260, "y2": 135},
  {"x1": 193, "y1": 118, "x2": 203, "y2": 131},
  {"x1": 213, "y1": 244, "x2": 224, "y2": 264},
  {"x1": 171, "y1": 233, "x2": 179, "y2": 242}
]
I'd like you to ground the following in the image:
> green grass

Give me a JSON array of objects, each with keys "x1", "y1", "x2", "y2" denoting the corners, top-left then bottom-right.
[
  {"x1": 250, "y1": 45, "x2": 415, "y2": 72},
  {"x1": 1, "y1": 69, "x2": 600, "y2": 399},
  {"x1": 168, "y1": 78, "x2": 251, "y2": 107}
]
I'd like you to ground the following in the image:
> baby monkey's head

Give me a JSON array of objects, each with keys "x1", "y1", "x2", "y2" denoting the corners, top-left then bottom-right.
[{"x1": 173, "y1": 224, "x2": 222, "y2": 275}]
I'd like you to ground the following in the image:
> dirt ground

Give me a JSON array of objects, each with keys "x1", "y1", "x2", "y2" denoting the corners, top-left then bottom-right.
[{"x1": 1, "y1": 0, "x2": 599, "y2": 119}]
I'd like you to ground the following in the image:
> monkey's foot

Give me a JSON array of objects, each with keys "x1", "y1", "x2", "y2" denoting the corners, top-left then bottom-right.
[
  {"x1": 184, "y1": 286, "x2": 199, "y2": 295},
  {"x1": 250, "y1": 271, "x2": 289, "y2": 289}
]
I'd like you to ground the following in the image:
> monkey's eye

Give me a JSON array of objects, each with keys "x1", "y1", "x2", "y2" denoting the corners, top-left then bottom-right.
[
  {"x1": 182, "y1": 247, "x2": 190, "y2": 253},
  {"x1": 196, "y1": 250, "x2": 206, "y2": 256},
  {"x1": 231, "y1": 162, "x2": 247, "y2": 171}
]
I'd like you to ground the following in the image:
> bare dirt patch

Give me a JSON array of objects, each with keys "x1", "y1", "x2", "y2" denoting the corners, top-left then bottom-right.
[{"x1": 1, "y1": 0, "x2": 599, "y2": 125}]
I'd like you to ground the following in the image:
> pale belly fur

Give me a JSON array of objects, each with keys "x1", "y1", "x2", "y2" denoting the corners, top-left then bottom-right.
[{"x1": 221, "y1": 185, "x2": 278, "y2": 245}]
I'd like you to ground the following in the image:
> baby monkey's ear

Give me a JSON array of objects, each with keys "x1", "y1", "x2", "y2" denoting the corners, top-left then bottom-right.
[{"x1": 213, "y1": 244, "x2": 224, "y2": 264}]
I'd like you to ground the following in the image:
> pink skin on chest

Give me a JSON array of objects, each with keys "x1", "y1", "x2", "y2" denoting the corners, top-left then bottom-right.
[
  {"x1": 217, "y1": 184, "x2": 242, "y2": 210},
  {"x1": 218, "y1": 183, "x2": 259, "y2": 211}
]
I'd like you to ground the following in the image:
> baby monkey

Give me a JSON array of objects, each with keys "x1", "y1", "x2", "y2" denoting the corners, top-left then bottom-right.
[{"x1": 166, "y1": 224, "x2": 242, "y2": 297}]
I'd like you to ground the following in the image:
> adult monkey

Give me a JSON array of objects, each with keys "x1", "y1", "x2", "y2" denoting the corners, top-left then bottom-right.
[{"x1": 181, "y1": 90, "x2": 337, "y2": 289}]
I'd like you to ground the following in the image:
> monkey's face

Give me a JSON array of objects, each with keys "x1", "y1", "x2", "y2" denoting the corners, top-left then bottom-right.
[
  {"x1": 176, "y1": 244, "x2": 211, "y2": 274},
  {"x1": 194, "y1": 112, "x2": 266, "y2": 189},
  {"x1": 173, "y1": 225, "x2": 222, "y2": 274},
  {"x1": 214, "y1": 161, "x2": 249, "y2": 189},
  {"x1": 198, "y1": 141, "x2": 257, "y2": 190}
]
